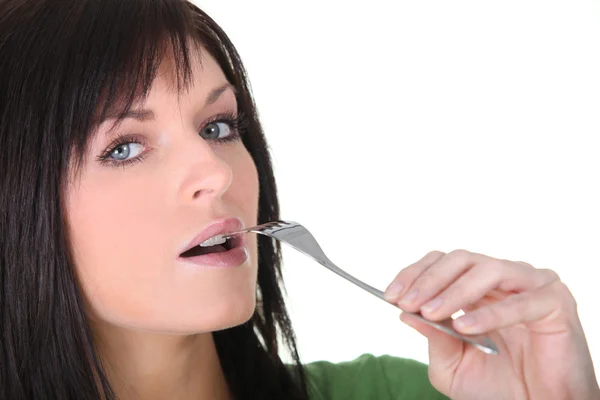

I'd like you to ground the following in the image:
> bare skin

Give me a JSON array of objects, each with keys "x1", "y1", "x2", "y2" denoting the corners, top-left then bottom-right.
[{"x1": 385, "y1": 250, "x2": 599, "y2": 400}]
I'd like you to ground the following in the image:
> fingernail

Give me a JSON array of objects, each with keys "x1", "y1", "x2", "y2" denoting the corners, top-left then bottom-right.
[
  {"x1": 399, "y1": 288, "x2": 419, "y2": 305},
  {"x1": 384, "y1": 282, "x2": 405, "y2": 301},
  {"x1": 421, "y1": 297, "x2": 443, "y2": 314},
  {"x1": 454, "y1": 314, "x2": 478, "y2": 331}
]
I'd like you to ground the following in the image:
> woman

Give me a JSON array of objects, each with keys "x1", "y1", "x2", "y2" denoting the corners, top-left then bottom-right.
[{"x1": 0, "y1": 0, "x2": 597, "y2": 399}]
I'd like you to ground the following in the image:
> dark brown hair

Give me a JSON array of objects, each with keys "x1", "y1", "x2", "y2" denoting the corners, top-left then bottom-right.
[{"x1": 0, "y1": 0, "x2": 308, "y2": 398}]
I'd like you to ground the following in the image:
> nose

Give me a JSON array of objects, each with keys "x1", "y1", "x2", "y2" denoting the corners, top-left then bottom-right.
[{"x1": 178, "y1": 137, "x2": 233, "y2": 202}]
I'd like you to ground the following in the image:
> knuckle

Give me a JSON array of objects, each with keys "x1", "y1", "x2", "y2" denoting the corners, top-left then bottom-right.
[
  {"x1": 476, "y1": 260, "x2": 503, "y2": 281},
  {"x1": 400, "y1": 262, "x2": 424, "y2": 279},
  {"x1": 414, "y1": 269, "x2": 435, "y2": 288},
  {"x1": 402, "y1": 251, "x2": 445, "y2": 279},
  {"x1": 406, "y1": 251, "x2": 444, "y2": 273},
  {"x1": 540, "y1": 268, "x2": 560, "y2": 281},
  {"x1": 514, "y1": 260, "x2": 535, "y2": 269},
  {"x1": 448, "y1": 249, "x2": 471, "y2": 262},
  {"x1": 536, "y1": 268, "x2": 561, "y2": 285},
  {"x1": 424, "y1": 250, "x2": 445, "y2": 262},
  {"x1": 551, "y1": 280, "x2": 577, "y2": 311}
]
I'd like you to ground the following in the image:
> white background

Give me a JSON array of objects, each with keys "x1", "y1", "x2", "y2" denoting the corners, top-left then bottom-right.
[{"x1": 196, "y1": 0, "x2": 600, "y2": 381}]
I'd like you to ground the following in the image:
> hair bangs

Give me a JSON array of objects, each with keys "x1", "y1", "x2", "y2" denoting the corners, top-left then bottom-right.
[{"x1": 65, "y1": 0, "x2": 204, "y2": 171}]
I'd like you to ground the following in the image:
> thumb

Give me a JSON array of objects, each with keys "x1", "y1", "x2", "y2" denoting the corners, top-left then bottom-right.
[{"x1": 399, "y1": 312, "x2": 464, "y2": 390}]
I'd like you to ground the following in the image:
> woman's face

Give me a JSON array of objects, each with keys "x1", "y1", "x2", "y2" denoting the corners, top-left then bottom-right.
[{"x1": 64, "y1": 49, "x2": 260, "y2": 333}]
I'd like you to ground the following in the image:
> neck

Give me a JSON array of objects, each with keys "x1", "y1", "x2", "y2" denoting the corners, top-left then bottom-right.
[{"x1": 92, "y1": 322, "x2": 231, "y2": 400}]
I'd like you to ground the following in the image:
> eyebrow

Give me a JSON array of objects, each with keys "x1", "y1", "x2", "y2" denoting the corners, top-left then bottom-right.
[{"x1": 102, "y1": 82, "x2": 235, "y2": 125}]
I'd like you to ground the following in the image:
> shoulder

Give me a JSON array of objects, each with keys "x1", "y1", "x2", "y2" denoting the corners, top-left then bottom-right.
[{"x1": 302, "y1": 353, "x2": 449, "y2": 400}]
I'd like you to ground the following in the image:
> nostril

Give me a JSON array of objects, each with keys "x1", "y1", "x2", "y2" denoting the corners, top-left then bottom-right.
[
  {"x1": 192, "y1": 189, "x2": 212, "y2": 199},
  {"x1": 183, "y1": 161, "x2": 233, "y2": 201}
]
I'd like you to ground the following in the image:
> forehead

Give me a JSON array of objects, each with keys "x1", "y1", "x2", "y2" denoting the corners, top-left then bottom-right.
[{"x1": 151, "y1": 46, "x2": 227, "y2": 98}]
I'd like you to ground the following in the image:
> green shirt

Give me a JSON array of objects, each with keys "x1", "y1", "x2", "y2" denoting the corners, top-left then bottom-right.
[{"x1": 303, "y1": 354, "x2": 449, "y2": 400}]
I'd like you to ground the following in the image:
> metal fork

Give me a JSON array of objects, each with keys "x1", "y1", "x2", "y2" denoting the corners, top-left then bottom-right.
[{"x1": 222, "y1": 220, "x2": 499, "y2": 355}]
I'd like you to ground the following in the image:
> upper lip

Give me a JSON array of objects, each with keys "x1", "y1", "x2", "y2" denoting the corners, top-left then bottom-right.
[{"x1": 179, "y1": 217, "x2": 244, "y2": 255}]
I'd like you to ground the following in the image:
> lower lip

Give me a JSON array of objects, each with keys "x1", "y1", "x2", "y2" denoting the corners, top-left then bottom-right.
[{"x1": 177, "y1": 237, "x2": 248, "y2": 268}]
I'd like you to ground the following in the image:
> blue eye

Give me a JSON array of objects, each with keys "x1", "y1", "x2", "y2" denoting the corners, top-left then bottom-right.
[
  {"x1": 97, "y1": 112, "x2": 244, "y2": 169},
  {"x1": 109, "y1": 143, "x2": 144, "y2": 161},
  {"x1": 200, "y1": 122, "x2": 232, "y2": 140}
]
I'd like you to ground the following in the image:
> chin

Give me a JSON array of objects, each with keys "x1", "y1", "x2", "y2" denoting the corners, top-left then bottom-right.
[
  {"x1": 160, "y1": 292, "x2": 258, "y2": 334},
  {"x1": 203, "y1": 294, "x2": 257, "y2": 332},
  {"x1": 89, "y1": 291, "x2": 257, "y2": 336}
]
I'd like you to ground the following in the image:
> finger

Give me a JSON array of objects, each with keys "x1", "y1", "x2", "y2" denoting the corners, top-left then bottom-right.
[
  {"x1": 384, "y1": 250, "x2": 445, "y2": 303},
  {"x1": 460, "y1": 291, "x2": 508, "y2": 312},
  {"x1": 420, "y1": 265, "x2": 559, "y2": 321},
  {"x1": 395, "y1": 249, "x2": 489, "y2": 313},
  {"x1": 399, "y1": 312, "x2": 463, "y2": 392},
  {"x1": 452, "y1": 280, "x2": 574, "y2": 335},
  {"x1": 462, "y1": 289, "x2": 517, "y2": 311}
]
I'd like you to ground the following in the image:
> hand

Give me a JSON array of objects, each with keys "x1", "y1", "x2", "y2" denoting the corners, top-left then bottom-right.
[{"x1": 384, "y1": 249, "x2": 600, "y2": 400}]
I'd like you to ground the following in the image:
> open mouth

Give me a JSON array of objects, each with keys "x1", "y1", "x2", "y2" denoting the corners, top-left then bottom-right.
[{"x1": 180, "y1": 236, "x2": 238, "y2": 258}]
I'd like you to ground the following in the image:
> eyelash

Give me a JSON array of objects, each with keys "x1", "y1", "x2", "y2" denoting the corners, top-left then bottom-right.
[{"x1": 97, "y1": 111, "x2": 248, "y2": 168}]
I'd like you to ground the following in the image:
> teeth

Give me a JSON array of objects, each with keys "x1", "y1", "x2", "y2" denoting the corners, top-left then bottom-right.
[{"x1": 199, "y1": 235, "x2": 227, "y2": 247}]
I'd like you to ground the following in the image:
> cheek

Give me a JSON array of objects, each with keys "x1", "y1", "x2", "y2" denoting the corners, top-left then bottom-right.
[{"x1": 64, "y1": 174, "x2": 178, "y2": 327}]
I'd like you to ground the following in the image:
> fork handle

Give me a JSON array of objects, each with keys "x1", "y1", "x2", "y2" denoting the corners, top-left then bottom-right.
[
  {"x1": 320, "y1": 258, "x2": 499, "y2": 355},
  {"x1": 316, "y1": 259, "x2": 387, "y2": 299}
]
